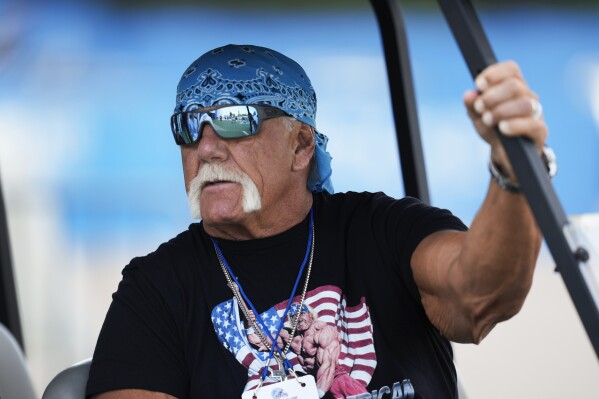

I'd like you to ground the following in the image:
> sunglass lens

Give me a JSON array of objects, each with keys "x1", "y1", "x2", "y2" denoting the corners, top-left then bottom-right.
[
  {"x1": 171, "y1": 105, "x2": 260, "y2": 145},
  {"x1": 170, "y1": 113, "x2": 200, "y2": 145},
  {"x1": 211, "y1": 105, "x2": 258, "y2": 138}
]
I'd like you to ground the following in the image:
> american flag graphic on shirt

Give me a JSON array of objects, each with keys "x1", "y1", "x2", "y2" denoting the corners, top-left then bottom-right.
[{"x1": 210, "y1": 285, "x2": 377, "y2": 394}]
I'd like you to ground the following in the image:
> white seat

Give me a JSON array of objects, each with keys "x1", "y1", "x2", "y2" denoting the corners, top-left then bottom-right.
[
  {"x1": 0, "y1": 323, "x2": 37, "y2": 399},
  {"x1": 42, "y1": 358, "x2": 92, "y2": 399}
]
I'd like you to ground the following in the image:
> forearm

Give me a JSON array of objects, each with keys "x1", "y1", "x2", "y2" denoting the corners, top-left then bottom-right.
[
  {"x1": 415, "y1": 178, "x2": 543, "y2": 344},
  {"x1": 456, "y1": 179, "x2": 542, "y2": 341},
  {"x1": 315, "y1": 351, "x2": 336, "y2": 393},
  {"x1": 415, "y1": 60, "x2": 548, "y2": 344}
]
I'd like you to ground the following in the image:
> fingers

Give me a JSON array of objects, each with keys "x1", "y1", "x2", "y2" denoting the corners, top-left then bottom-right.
[
  {"x1": 474, "y1": 60, "x2": 523, "y2": 91},
  {"x1": 470, "y1": 60, "x2": 548, "y2": 150},
  {"x1": 464, "y1": 89, "x2": 493, "y2": 141},
  {"x1": 498, "y1": 117, "x2": 547, "y2": 149},
  {"x1": 463, "y1": 90, "x2": 480, "y2": 120},
  {"x1": 475, "y1": 76, "x2": 534, "y2": 112},
  {"x1": 481, "y1": 97, "x2": 539, "y2": 126}
]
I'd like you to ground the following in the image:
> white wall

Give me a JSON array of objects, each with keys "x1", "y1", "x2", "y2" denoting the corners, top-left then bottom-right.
[{"x1": 455, "y1": 233, "x2": 599, "y2": 399}]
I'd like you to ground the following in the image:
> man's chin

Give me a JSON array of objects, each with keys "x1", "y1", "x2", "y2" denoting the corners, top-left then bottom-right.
[
  {"x1": 199, "y1": 206, "x2": 251, "y2": 226},
  {"x1": 195, "y1": 193, "x2": 261, "y2": 222}
]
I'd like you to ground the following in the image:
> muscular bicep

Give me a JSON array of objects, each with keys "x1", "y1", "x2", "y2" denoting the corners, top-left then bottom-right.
[
  {"x1": 410, "y1": 230, "x2": 476, "y2": 343},
  {"x1": 312, "y1": 323, "x2": 339, "y2": 347},
  {"x1": 92, "y1": 389, "x2": 178, "y2": 399}
]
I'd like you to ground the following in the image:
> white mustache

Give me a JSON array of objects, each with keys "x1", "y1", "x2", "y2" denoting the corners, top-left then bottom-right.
[
  {"x1": 196, "y1": 163, "x2": 250, "y2": 188},
  {"x1": 187, "y1": 163, "x2": 262, "y2": 219}
]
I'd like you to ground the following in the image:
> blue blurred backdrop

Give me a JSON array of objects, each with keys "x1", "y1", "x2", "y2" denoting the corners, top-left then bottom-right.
[
  {"x1": 0, "y1": 1, "x2": 598, "y2": 394},
  {"x1": 1, "y1": 1, "x2": 597, "y2": 246}
]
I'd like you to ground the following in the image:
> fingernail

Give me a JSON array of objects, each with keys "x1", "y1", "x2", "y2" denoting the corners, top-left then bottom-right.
[
  {"x1": 482, "y1": 111, "x2": 493, "y2": 126},
  {"x1": 498, "y1": 120, "x2": 511, "y2": 134},
  {"x1": 474, "y1": 98, "x2": 485, "y2": 114},
  {"x1": 475, "y1": 76, "x2": 488, "y2": 91}
]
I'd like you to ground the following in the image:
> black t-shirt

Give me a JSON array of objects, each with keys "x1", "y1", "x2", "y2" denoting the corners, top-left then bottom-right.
[{"x1": 86, "y1": 192, "x2": 467, "y2": 399}]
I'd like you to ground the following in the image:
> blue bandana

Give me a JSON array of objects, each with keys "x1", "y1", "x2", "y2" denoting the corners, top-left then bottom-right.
[
  {"x1": 174, "y1": 44, "x2": 333, "y2": 193},
  {"x1": 288, "y1": 303, "x2": 310, "y2": 317}
]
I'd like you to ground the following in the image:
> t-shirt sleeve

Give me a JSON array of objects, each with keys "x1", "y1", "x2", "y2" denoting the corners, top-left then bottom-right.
[
  {"x1": 85, "y1": 254, "x2": 188, "y2": 398},
  {"x1": 372, "y1": 193, "x2": 468, "y2": 302}
]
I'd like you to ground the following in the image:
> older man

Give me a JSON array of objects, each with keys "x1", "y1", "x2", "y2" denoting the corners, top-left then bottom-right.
[{"x1": 86, "y1": 44, "x2": 548, "y2": 399}]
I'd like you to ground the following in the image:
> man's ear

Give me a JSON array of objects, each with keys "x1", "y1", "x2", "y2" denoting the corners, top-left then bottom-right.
[{"x1": 292, "y1": 122, "x2": 315, "y2": 172}]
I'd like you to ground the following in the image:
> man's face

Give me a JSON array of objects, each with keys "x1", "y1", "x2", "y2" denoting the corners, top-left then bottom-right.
[
  {"x1": 296, "y1": 312, "x2": 313, "y2": 332},
  {"x1": 181, "y1": 117, "x2": 299, "y2": 232}
]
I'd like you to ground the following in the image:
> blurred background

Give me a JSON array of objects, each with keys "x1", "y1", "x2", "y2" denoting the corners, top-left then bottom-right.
[{"x1": 1, "y1": 0, "x2": 598, "y2": 397}]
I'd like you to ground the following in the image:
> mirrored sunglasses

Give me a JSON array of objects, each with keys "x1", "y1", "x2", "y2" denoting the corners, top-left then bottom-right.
[{"x1": 170, "y1": 105, "x2": 290, "y2": 145}]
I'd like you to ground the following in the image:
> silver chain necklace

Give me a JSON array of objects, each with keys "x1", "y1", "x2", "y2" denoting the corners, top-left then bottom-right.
[{"x1": 213, "y1": 222, "x2": 315, "y2": 363}]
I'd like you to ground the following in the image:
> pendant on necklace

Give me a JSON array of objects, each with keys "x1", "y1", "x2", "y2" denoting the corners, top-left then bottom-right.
[{"x1": 271, "y1": 369, "x2": 287, "y2": 380}]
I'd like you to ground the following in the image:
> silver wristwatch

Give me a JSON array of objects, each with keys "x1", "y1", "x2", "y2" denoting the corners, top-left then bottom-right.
[
  {"x1": 541, "y1": 146, "x2": 558, "y2": 178},
  {"x1": 489, "y1": 146, "x2": 558, "y2": 192}
]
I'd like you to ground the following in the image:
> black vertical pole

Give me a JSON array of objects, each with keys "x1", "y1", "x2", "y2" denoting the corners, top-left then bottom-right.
[
  {"x1": 436, "y1": 0, "x2": 599, "y2": 359},
  {"x1": 370, "y1": 0, "x2": 599, "y2": 360},
  {"x1": 369, "y1": 0, "x2": 430, "y2": 204},
  {"x1": 0, "y1": 174, "x2": 24, "y2": 351}
]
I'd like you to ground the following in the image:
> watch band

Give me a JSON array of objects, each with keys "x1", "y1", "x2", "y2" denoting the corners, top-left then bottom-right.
[
  {"x1": 489, "y1": 146, "x2": 557, "y2": 193},
  {"x1": 541, "y1": 145, "x2": 558, "y2": 178},
  {"x1": 489, "y1": 158, "x2": 521, "y2": 192}
]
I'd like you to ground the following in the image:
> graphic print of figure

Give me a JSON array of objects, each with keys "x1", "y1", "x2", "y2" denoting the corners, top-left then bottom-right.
[
  {"x1": 281, "y1": 304, "x2": 368, "y2": 398},
  {"x1": 229, "y1": 282, "x2": 284, "y2": 353},
  {"x1": 245, "y1": 309, "x2": 284, "y2": 353},
  {"x1": 211, "y1": 285, "x2": 377, "y2": 397}
]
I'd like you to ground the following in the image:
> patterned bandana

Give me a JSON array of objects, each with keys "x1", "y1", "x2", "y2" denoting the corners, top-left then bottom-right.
[
  {"x1": 174, "y1": 44, "x2": 333, "y2": 193},
  {"x1": 288, "y1": 303, "x2": 310, "y2": 316}
]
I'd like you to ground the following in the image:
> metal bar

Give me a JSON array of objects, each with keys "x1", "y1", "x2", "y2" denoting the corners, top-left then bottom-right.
[
  {"x1": 0, "y1": 174, "x2": 24, "y2": 351},
  {"x1": 369, "y1": 0, "x2": 430, "y2": 203},
  {"x1": 437, "y1": 0, "x2": 599, "y2": 358}
]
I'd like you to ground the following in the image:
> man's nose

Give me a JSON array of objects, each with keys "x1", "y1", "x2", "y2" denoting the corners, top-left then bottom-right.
[{"x1": 197, "y1": 124, "x2": 228, "y2": 162}]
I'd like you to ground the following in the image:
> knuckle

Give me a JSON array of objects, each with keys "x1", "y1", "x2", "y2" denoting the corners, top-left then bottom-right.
[
  {"x1": 506, "y1": 77, "x2": 526, "y2": 95},
  {"x1": 538, "y1": 120, "x2": 548, "y2": 135},
  {"x1": 531, "y1": 120, "x2": 546, "y2": 136},
  {"x1": 519, "y1": 97, "x2": 534, "y2": 114},
  {"x1": 504, "y1": 60, "x2": 519, "y2": 71}
]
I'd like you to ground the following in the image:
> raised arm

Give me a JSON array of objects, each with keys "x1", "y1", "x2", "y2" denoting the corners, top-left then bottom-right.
[{"x1": 411, "y1": 61, "x2": 546, "y2": 344}]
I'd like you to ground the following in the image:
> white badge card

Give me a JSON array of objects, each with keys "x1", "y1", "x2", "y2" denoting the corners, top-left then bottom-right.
[{"x1": 241, "y1": 375, "x2": 320, "y2": 399}]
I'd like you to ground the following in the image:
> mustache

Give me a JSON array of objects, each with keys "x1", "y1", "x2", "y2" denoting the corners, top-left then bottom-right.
[
  {"x1": 195, "y1": 163, "x2": 250, "y2": 189},
  {"x1": 187, "y1": 163, "x2": 262, "y2": 219}
]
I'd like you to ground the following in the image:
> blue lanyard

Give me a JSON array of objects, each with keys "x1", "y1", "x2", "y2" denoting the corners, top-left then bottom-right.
[{"x1": 211, "y1": 208, "x2": 314, "y2": 379}]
